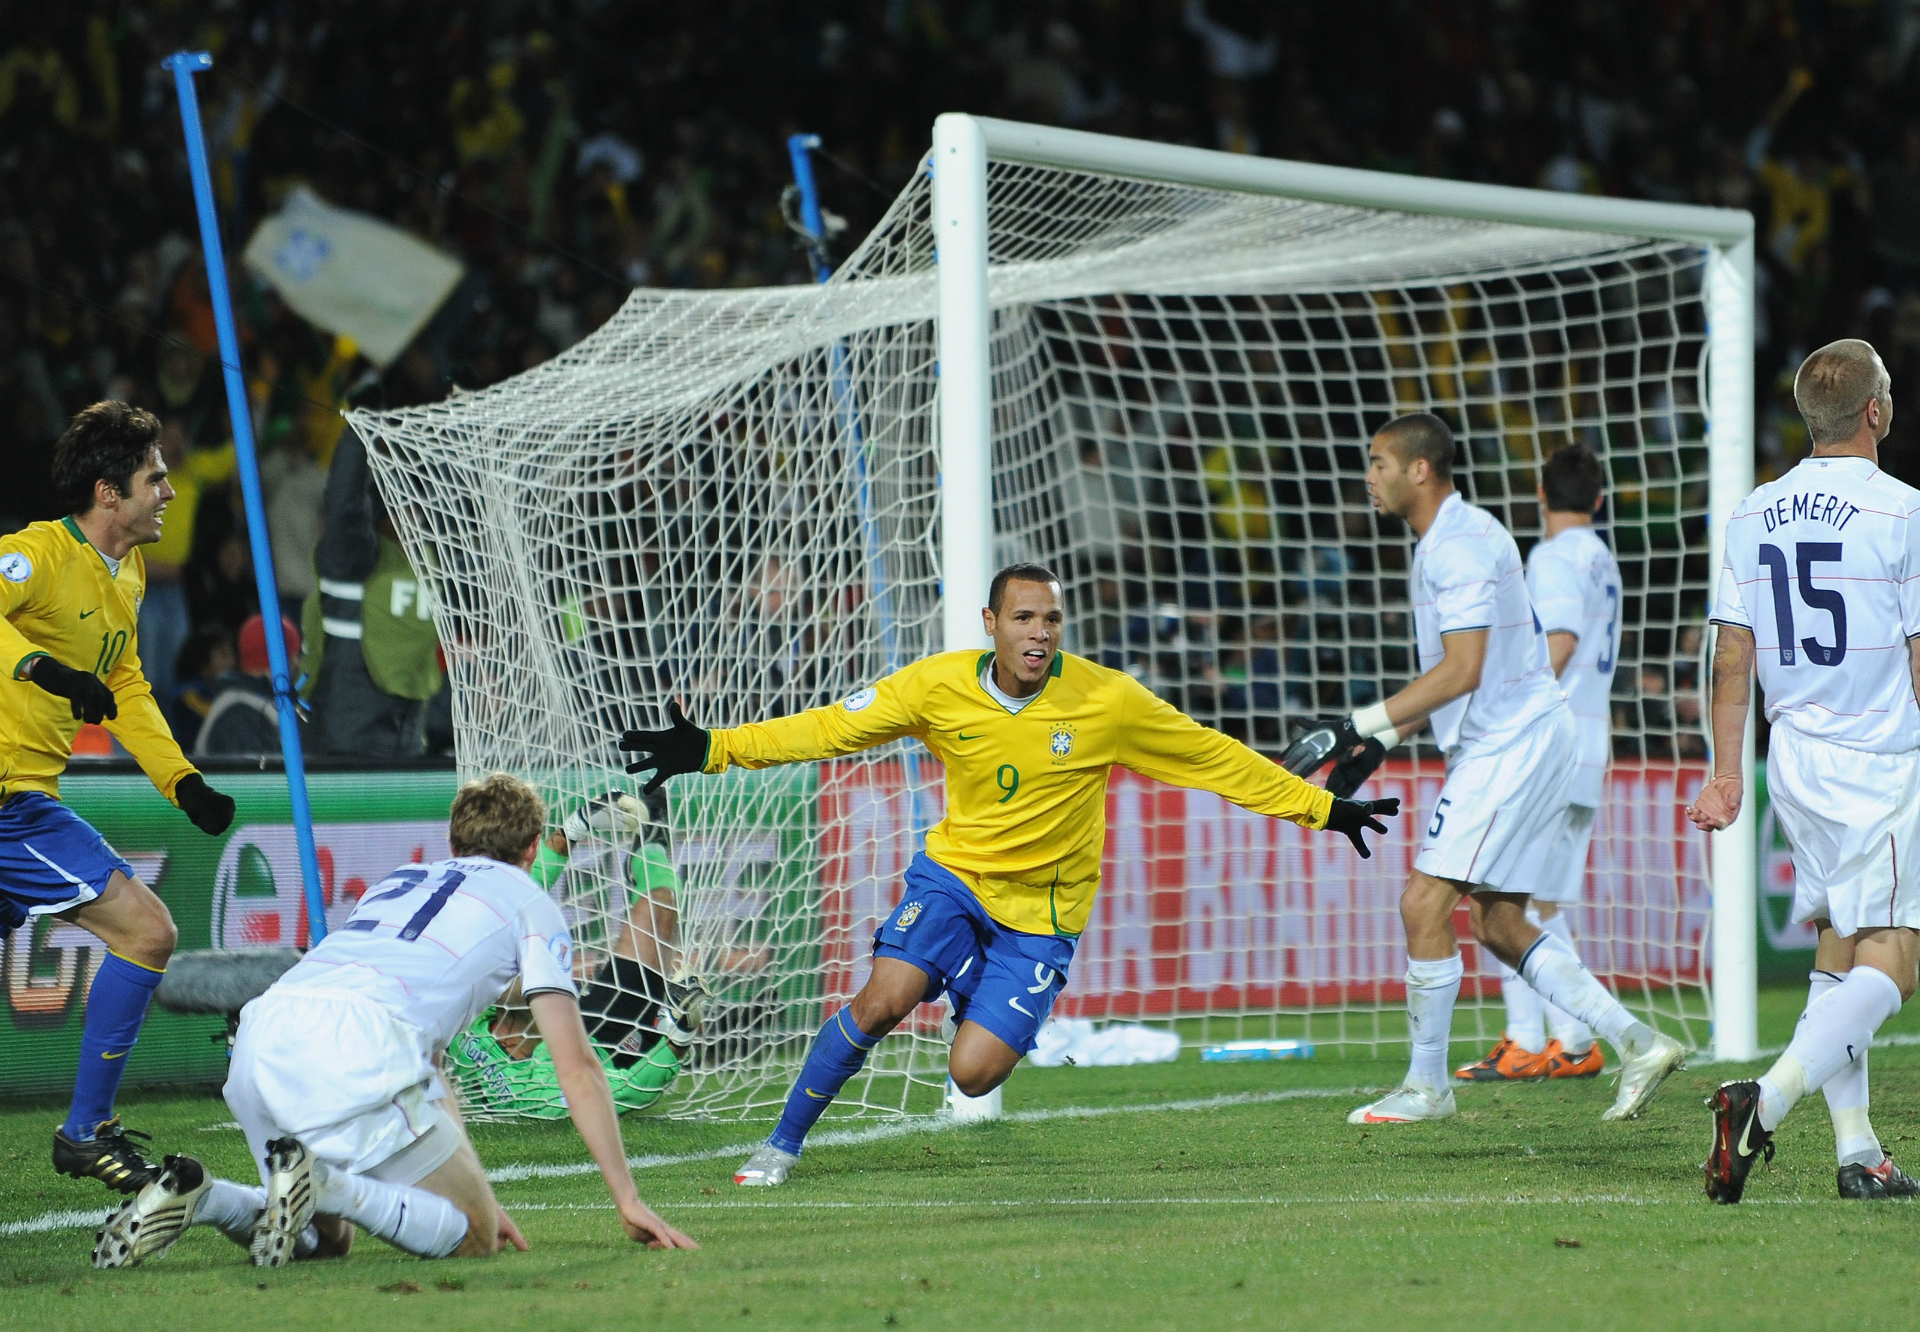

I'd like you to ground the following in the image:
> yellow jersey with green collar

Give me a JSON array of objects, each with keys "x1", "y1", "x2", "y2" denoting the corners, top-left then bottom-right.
[
  {"x1": 705, "y1": 650, "x2": 1333, "y2": 936},
  {"x1": 0, "y1": 518, "x2": 197, "y2": 804}
]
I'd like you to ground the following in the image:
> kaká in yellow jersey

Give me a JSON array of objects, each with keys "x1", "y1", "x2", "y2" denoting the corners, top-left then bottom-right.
[
  {"x1": 705, "y1": 650, "x2": 1334, "y2": 936},
  {"x1": 0, "y1": 518, "x2": 197, "y2": 804}
]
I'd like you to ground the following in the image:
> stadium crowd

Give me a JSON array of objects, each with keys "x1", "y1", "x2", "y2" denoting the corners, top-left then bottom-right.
[{"x1": 2, "y1": 0, "x2": 1914, "y2": 757}]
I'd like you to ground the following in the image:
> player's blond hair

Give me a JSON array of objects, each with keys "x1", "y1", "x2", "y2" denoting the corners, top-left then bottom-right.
[
  {"x1": 448, "y1": 773, "x2": 545, "y2": 864},
  {"x1": 1794, "y1": 339, "x2": 1890, "y2": 445}
]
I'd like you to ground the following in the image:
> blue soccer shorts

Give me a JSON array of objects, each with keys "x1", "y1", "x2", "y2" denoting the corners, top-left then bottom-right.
[
  {"x1": 873, "y1": 852, "x2": 1076, "y2": 1055},
  {"x1": 0, "y1": 792, "x2": 134, "y2": 931}
]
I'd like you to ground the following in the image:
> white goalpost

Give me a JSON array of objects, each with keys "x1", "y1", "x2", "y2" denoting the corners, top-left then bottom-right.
[{"x1": 348, "y1": 114, "x2": 1757, "y2": 1124}]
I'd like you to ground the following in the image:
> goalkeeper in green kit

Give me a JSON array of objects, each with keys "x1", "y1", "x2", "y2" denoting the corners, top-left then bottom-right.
[{"x1": 447, "y1": 792, "x2": 706, "y2": 1117}]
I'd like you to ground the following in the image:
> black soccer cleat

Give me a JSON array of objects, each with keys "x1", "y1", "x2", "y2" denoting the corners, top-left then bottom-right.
[
  {"x1": 1838, "y1": 1157, "x2": 1920, "y2": 1200},
  {"x1": 53, "y1": 1117, "x2": 160, "y2": 1195},
  {"x1": 1703, "y1": 1080, "x2": 1774, "y2": 1204}
]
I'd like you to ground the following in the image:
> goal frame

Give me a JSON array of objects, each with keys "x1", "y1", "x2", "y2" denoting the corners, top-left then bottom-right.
[{"x1": 928, "y1": 113, "x2": 1760, "y2": 1062}]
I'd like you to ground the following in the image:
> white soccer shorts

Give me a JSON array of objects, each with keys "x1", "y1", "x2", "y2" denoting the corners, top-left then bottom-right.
[
  {"x1": 225, "y1": 988, "x2": 463, "y2": 1186},
  {"x1": 1415, "y1": 707, "x2": 1577, "y2": 893},
  {"x1": 1528, "y1": 803, "x2": 1597, "y2": 905},
  {"x1": 1768, "y1": 724, "x2": 1920, "y2": 939}
]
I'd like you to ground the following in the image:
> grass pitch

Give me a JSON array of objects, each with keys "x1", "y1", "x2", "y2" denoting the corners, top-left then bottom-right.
[{"x1": 5, "y1": 986, "x2": 1920, "y2": 1331}]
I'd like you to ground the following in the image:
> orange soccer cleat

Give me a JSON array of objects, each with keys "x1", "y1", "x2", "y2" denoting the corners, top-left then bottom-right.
[
  {"x1": 1543, "y1": 1039, "x2": 1604, "y2": 1078},
  {"x1": 1454, "y1": 1035, "x2": 1550, "y2": 1082}
]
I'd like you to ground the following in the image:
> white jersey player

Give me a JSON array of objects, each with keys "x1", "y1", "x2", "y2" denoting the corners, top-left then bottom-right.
[
  {"x1": 1692, "y1": 340, "x2": 1920, "y2": 1204},
  {"x1": 1457, "y1": 444, "x2": 1621, "y2": 1084},
  {"x1": 93, "y1": 775, "x2": 697, "y2": 1269},
  {"x1": 1307, "y1": 413, "x2": 1680, "y2": 1126}
]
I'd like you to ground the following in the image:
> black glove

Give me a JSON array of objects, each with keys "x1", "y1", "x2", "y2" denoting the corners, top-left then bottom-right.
[
  {"x1": 618, "y1": 701, "x2": 711, "y2": 795},
  {"x1": 28, "y1": 656, "x2": 117, "y2": 724},
  {"x1": 1324, "y1": 796, "x2": 1400, "y2": 859},
  {"x1": 175, "y1": 772, "x2": 236, "y2": 836},
  {"x1": 1327, "y1": 736, "x2": 1389, "y2": 799},
  {"x1": 1278, "y1": 716, "x2": 1363, "y2": 779}
]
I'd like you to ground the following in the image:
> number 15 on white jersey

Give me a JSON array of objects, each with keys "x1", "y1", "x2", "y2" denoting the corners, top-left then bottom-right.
[{"x1": 1711, "y1": 455, "x2": 1920, "y2": 754}]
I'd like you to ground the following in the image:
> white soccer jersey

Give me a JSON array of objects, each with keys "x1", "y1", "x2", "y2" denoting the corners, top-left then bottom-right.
[
  {"x1": 1712, "y1": 455, "x2": 1920, "y2": 753},
  {"x1": 273, "y1": 855, "x2": 579, "y2": 1048},
  {"x1": 1527, "y1": 525, "x2": 1623, "y2": 806},
  {"x1": 1412, "y1": 492, "x2": 1565, "y2": 762}
]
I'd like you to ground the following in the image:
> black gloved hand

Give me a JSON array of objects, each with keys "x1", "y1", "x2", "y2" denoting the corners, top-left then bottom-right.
[
  {"x1": 1278, "y1": 716, "x2": 1364, "y2": 779},
  {"x1": 28, "y1": 656, "x2": 117, "y2": 724},
  {"x1": 618, "y1": 701, "x2": 711, "y2": 795},
  {"x1": 174, "y1": 772, "x2": 236, "y2": 836},
  {"x1": 1324, "y1": 796, "x2": 1400, "y2": 859},
  {"x1": 1327, "y1": 736, "x2": 1389, "y2": 799}
]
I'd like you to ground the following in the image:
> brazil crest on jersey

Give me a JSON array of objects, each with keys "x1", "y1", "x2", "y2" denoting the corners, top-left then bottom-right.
[
  {"x1": 0, "y1": 518, "x2": 196, "y2": 803},
  {"x1": 704, "y1": 650, "x2": 1334, "y2": 936}
]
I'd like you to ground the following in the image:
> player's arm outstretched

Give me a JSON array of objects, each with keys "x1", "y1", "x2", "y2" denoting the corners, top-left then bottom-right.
[
  {"x1": 1115, "y1": 676, "x2": 1399, "y2": 857},
  {"x1": 527, "y1": 989, "x2": 698, "y2": 1249},
  {"x1": 1281, "y1": 627, "x2": 1489, "y2": 797},
  {"x1": 618, "y1": 669, "x2": 924, "y2": 791}
]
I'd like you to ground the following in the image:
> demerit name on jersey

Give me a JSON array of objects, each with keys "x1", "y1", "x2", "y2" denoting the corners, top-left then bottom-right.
[{"x1": 1712, "y1": 454, "x2": 1920, "y2": 753}]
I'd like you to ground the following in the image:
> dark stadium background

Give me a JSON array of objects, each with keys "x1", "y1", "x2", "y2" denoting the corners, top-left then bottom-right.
[{"x1": 1, "y1": 0, "x2": 1913, "y2": 692}]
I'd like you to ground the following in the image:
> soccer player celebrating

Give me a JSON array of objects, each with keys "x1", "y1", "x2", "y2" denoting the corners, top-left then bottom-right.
[
  {"x1": 93, "y1": 774, "x2": 696, "y2": 1267},
  {"x1": 1456, "y1": 443, "x2": 1622, "y2": 1084},
  {"x1": 617, "y1": 563, "x2": 1398, "y2": 1187},
  {"x1": 0, "y1": 402, "x2": 235, "y2": 1194},
  {"x1": 1313, "y1": 413, "x2": 1682, "y2": 1124},
  {"x1": 1690, "y1": 340, "x2": 1920, "y2": 1204}
]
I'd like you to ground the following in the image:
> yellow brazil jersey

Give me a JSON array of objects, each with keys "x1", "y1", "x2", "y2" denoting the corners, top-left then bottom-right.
[
  {"x1": 705, "y1": 650, "x2": 1333, "y2": 937},
  {"x1": 0, "y1": 518, "x2": 197, "y2": 804}
]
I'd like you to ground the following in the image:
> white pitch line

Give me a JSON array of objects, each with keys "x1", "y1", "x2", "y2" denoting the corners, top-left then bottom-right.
[
  {"x1": 0, "y1": 1208, "x2": 113, "y2": 1238},
  {"x1": 484, "y1": 1086, "x2": 1373, "y2": 1184},
  {"x1": 498, "y1": 1195, "x2": 1820, "y2": 1211}
]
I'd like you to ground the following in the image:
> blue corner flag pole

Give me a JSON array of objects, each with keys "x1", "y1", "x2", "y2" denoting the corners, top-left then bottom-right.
[
  {"x1": 787, "y1": 133, "x2": 928, "y2": 835},
  {"x1": 165, "y1": 51, "x2": 328, "y2": 944}
]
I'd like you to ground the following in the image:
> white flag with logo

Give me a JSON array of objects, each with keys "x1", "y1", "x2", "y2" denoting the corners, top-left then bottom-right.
[{"x1": 243, "y1": 187, "x2": 463, "y2": 366}]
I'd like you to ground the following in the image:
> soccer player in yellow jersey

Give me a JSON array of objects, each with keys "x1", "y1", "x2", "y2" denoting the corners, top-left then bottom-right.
[
  {"x1": 0, "y1": 402, "x2": 235, "y2": 1194},
  {"x1": 618, "y1": 563, "x2": 1399, "y2": 1186}
]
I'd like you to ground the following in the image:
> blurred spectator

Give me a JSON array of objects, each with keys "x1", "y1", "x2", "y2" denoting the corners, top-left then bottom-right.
[
  {"x1": 259, "y1": 414, "x2": 327, "y2": 625},
  {"x1": 170, "y1": 624, "x2": 237, "y2": 751},
  {"x1": 197, "y1": 613, "x2": 300, "y2": 757}
]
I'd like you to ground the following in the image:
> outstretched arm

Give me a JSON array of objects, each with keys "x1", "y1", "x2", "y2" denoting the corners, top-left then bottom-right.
[
  {"x1": 1685, "y1": 624, "x2": 1754, "y2": 831},
  {"x1": 621, "y1": 667, "x2": 926, "y2": 790},
  {"x1": 529, "y1": 990, "x2": 698, "y2": 1250}
]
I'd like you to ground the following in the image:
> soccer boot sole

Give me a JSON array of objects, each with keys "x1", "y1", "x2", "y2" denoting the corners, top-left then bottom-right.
[
  {"x1": 251, "y1": 1137, "x2": 316, "y2": 1267},
  {"x1": 93, "y1": 1154, "x2": 211, "y2": 1268}
]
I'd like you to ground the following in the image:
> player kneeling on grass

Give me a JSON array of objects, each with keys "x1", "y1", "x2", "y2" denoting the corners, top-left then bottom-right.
[
  {"x1": 618, "y1": 563, "x2": 1397, "y2": 1188},
  {"x1": 1290, "y1": 413, "x2": 1683, "y2": 1126},
  {"x1": 1690, "y1": 340, "x2": 1920, "y2": 1204},
  {"x1": 92, "y1": 774, "x2": 696, "y2": 1269}
]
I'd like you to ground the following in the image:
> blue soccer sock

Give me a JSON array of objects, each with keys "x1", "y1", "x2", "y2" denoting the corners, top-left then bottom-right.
[
  {"x1": 768, "y1": 1008, "x2": 882, "y2": 1155},
  {"x1": 62, "y1": 951, "x2": 165, "y2": 1140}
]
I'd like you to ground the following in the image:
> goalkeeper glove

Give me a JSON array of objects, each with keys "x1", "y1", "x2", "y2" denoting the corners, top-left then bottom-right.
[
  {"x1": 1279, "y1": 703, "x2": 1401, "y2": 796},
  {"x1": 1323, "y1": 796, "x2": 1400, "y2": 859},
  {"x1": 650, "y1": 971, "x2": 708, "y2": 1048},
  {"x1": 562, "y1": 791, "x2": 648, "y2": 847},
  {"x1": 618, "y1": 701, "x2": 710, "y2": 795},
  {"x1": 28, "y1": 656, "x2": 117, "y2": 724},
  {"x1": 174, "y1": 773, "x2": 236, "y2": 836}
]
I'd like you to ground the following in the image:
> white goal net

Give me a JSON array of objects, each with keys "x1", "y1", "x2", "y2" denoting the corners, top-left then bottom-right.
[{"x1": 350, "y1": 124, "x2": 1734, "y2": 1123}]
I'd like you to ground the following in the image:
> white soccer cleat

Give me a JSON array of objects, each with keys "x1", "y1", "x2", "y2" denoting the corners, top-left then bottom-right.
[
  {"x1": 1347, "y1": 1084, "x2": 1457, "y2": 1124},
  {"x1": 250, "y1": 1137, "x2": 317, "y2": 1268},
  {"x1": 1601, "y1": 1032, "x2": 1687, "y2": 1121},
  {"x1": 734, "y1": 1143, "x2": 800, "y2": 1187},
  {"x1": 93, "y1": 1153, "x2": 213, "y2": 1269}
]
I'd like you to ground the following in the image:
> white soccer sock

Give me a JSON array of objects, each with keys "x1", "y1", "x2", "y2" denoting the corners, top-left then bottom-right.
[
  {"x1": 1518, "y1": 932, "x2": 1654, "y2": 1055},
  {"x1": 1758, "y1": 965, "x2": 1903, "y2": 1133},
  {"x1": 1805, "y1": 971, "x2": 1883, "y2": 1167},
  {"x1": 193, "y1": 1178, "x2": 265, "y2": 1246},
  {"x1": 1404, "y1": 953, "x2": 1464, "y2": 1091},
  {"x1": 1537, "y1": 913, "x2": 1594, "y2": 1054},
  {"x1": 313, "y1": 1162, "x2": 470, "y2": 1258},
  {"x1": 1494, "y1": 957, "x2": 1546, "y2": 1054}
]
